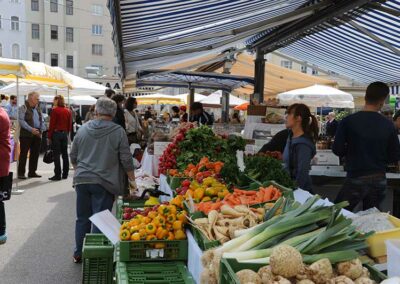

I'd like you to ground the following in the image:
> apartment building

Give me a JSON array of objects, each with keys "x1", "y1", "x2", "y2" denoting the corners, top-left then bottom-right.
[
  {"x1": 25, "y1": 0, "x2": 120, "y2": 88},
  {"x1": 0, "y1": 0, "x2": 27, "y2": 59}
]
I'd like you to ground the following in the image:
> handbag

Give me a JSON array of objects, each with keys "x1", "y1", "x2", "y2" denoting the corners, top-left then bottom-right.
[
  {"x1": 43, "y1": 149, "x2": 54, "y2": 164},
  {"x1": 0, "y1": 172, "x2": 13, "y2": 201}
]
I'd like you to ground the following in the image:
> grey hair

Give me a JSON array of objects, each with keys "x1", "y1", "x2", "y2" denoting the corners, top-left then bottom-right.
[
  {"x1": 28, "y1": 91, "x2": 39, "y2": 99},
  {"x1": 95, "y1": 97, "x2": 117, "y2": 117},
  {"x1": 328, "y1": 112, "x2": 335, "y2": 117}
]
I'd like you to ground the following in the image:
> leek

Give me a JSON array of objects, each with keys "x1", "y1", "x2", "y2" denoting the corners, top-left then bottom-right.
[
  {"x1": 303, "y1": 250, "x2": 359, "y2": 264},
  {"x1": 233, "y1": 209, "x2": 332, "y2": 252}
]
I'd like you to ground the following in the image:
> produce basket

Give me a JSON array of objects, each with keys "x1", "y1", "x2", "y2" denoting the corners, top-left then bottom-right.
[
  {"x1": 117, "y1": 239, "x2": 188, "y2": 262},
  {"x1": 116, "y1": 197, "x2": 147, "y2": 220},
  {"x1": 189, "y1": 211, "x2": 220, "y2": 251},
  {"x1": 366, "y1": 214, "x2": 400, "y2": 258},
  {"x1": 219, "y1": 258, "x2": 387, "y2": 284},
  {"x1": 82, "y1": 234, "x2": 114, "y2": 284},
  {"x1": 115, "y1": 261, "x2": 195, "y2": 284}
]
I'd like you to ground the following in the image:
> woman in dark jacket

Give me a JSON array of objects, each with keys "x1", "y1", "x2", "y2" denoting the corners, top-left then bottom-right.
[
  {"x1": 112, "y1": 94, "x2": 126, "y2": 130},
  {"x1": 283, "y1": 104, "x2": 318, "y2": 192}
]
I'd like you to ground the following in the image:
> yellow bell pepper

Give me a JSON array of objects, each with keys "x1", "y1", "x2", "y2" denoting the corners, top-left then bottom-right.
[
  {"x1": 121, "y1": 222, "x2": 129, "y2": 230},
  {"x1": 128, "y1": 219, "x2": 140, "y2": 227},
  {"x1": 168, "y1": 205, "x2": 177, "y2": 215},
  {"x1": 146, "y1": 234, "x2": 156, "y2": 240},
  {"x1": 193, "y1": 188, "x2": 205, "y2": 200},
  {"x1": 143, "y1": 216, "x2": 152, "y2": 224},
  {"x1": 177, "y1": 211, "x2": 187, "y2": 223},
  {"x1": 145, "y1": 223, "x2": 157, "y2": 234},
  {"x1": 167, "y1": 232, "x2": 175, "y2": 240},
  {"x1": 201, "y1": 196, "x2": 211, "y2": 202},
  {"x1": 173, "y1": 220, "x2": 183, "y2": 230},
  {"x1": 119, "y1": 229, "x2": 131, "y2": 241},
  {"x1": 129, "y1": 226, "x2": 139, "y2": 234},
  {"x1": 167, "y1": 214, "x2": 177, "y2": 224},
  {"x1": 154, "y1": 215, "x2": 166, "y2": 227},
  {"x1": 139, "y1": 228, "x2": 147, "y2": 238},
  {"x1": 157, "y1": 205, "x2": 170, "y2": 216},
  {"x1": 130, "y1": 232, "x2": 141, "y2": 241},
  {"x1": 174, "y1": 229, "x2": 186, "y2": 240},
  {"x1": 147, "y1": 211, "x2": 157, "y2": 219}
]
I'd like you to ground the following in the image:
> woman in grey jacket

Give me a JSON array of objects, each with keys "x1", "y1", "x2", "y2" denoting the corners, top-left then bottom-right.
[
  {"x1": 283, "y1": 104, "x2": 318, "y2": 192},
  {"x1": 70, "y1": 97, "x2": 136, "y2": 263}
]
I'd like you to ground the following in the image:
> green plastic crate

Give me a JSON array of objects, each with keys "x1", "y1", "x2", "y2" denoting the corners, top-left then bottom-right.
[
  {"x1": 117, "y1": 239, "x2": 188, "y2": 262},
  {"x1": 82, "y1": 234, "x2": 114, "y2": 284},
  {"x1": 220, "y1": 258, "x2": 387, "y2": 284},
  {"x1": 115, "y1": 261, "x2": 195, "y2": 284},
  {"x1": 116, "y1": 198, "x2": 147, "y2": 220}
]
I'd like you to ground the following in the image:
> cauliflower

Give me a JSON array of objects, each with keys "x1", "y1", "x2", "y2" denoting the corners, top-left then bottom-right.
[
  {"x1": 236, "y1": 269, "x2": 262, "y2": 284},
  {"x1": 308, "y1": 258, "x2": 333, "y2": 284},
  {"x1": 354, "y1": 277, "x2": 376, "y2": 284},
  {"x1": 270, "y1": 245, "x2": 303, "y2": 278},
  {"x1": 360, "y1": 267, "x2": 370, "y2": 278},
  {"x1": 329, "y1": 276, "x2": 355, "y2": 284},
  {"x1": 258, "y1": 266, "x2": 274, "y2": 284},
  {"x1": 336, "y1": 259, "x2": 363, "y2": 280}
]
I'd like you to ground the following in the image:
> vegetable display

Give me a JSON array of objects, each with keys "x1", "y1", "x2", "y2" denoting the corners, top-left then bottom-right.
[
  {"x1": 234, "y1": 245, "x2": 378, "y2": 284},
  {"x1": 119, "y1": 202, "x2": 188, "y2": 241},
  {"x1": 200, "y1": 196, "x2": 374, "y2": 283}
]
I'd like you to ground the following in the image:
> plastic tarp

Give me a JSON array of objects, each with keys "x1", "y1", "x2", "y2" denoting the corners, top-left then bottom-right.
[
  {"x1": 199, "y1": 90, "x2": 248, "y2": 106},
  {"x1": 175, "y1": 93, "x2": 206, "y2": 103},
  {"x1": 277, "y1": 84, "x2": 355, "y2": 108}
]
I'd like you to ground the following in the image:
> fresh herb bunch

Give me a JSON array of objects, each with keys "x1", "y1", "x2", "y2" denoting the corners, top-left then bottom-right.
[
  {"x1": 175, "y1": 126, "x2": 246, "y2": 171},
  {"x1": 243, "y1": 155, "x2": 295, "y2": 188}
]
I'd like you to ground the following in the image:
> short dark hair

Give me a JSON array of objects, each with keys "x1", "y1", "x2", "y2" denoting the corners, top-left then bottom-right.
[
  {"x1": 365, "y1": 82, "x2": 389, "y2": 104},
  {"x1": 10, "y1": 95, "x2": 16, "y2": 100},
  {"x1": 112, "y1": 94, "x2": 125, "y2": 104},
  {"x1": 191, "y1": 102, "x2": 203, "y2": 111},
  {"x1": 171, "y1": 106, "x2": 179, "y2": 113},
  {"x1": 125, "y1": 97, "x2": 137, "y2": 111},
  {"x1": 105, "y1": 89, "x2": 116, "y2": 98}
]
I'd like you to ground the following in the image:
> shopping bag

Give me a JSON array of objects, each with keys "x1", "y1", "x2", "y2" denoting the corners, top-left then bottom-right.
[
  {"x1": 43, "y1": 149, "x2": 54, "y2": 164},
  {"x1": 0, "y1": 172, "x2": 13, "y2": 201}
]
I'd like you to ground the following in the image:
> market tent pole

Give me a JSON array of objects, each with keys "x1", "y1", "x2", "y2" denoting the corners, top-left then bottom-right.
[
  {"x1": 188, "y1": 84, "x2": 195, "y2": 117},
  {"x1": 252, "y1": 47, "x2": 265, "y2": 104},
  {"x1": 221, "y1": 59, "x2": 233, "y2": 123}
]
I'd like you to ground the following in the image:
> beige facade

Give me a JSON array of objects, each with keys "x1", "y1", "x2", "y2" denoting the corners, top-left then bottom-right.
[{"x1": 25, "y1": 0, "x2": 120, "y2": 87}]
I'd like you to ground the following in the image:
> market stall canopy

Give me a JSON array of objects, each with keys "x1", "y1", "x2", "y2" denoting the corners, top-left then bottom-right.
[
  {"x1": 134, "y1": 93, "x2": 183, "y2": 105},
  {"x1": 248, "y1": 1, "x2": 400, "y2": 85},
  {"x1": 136, "y1": 70, "x2": 254, "y2": 91},
  {"x1": 40, "y1": 95, "x2": 97, "y2": 105},
  {"x1": 199, "y1": 91, "x2": 248, "y2": 107},
  {"x1": 175, "y1": 93, "x2": 206, "y2": 104},
  {"x1": 0, "y1": 57, "x2": 70, "y2": 87},
  {"x1": 108, "y1": 0, "x2": 329, "y2": 78},
  {"x1": 277, "y1": 84, "x2": 355, "y2": 108},
  {"x1": 210, "y1": 53, "x2": 337, "y2": 98},
  {"x1": 53, "y1": 67, "x2": 107, "y2": 97}
]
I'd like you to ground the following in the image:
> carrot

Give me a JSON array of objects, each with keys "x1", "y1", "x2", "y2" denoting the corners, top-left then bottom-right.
[{"x1": 262, "y1": 188, "x2": 274, "y2": 201}]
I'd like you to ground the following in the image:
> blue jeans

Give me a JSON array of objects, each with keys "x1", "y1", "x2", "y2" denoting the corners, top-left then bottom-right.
[
  {"x1": 335, "y1": 175, "x2": 386, "y2": 212},
  {"x1": 74, "y1": 184, "x2": 114, "y2": 257}
]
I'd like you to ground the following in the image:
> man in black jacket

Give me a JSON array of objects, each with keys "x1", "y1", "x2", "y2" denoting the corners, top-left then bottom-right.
[{"x1": 189, "y1": 102, "x2": 214, "y2": 126}]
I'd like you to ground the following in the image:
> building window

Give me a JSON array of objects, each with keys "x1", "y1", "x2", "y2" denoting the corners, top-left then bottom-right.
[
  {"x1": 66, "y1": 0, "x2": 73, "y2": 15},
  {"x1": 301, "y1": 65, "x2": 307, "y2": 74},
  {"x1": 92, "y1": 25, "x2": 103, "y2": 36},
  {"x1": 50, "y1": 0, "x2": 58, "y2": 13},
  {"x1": 51, "y1": 25, "x2": 58, "y2": 40},
  {"x1": 11, "y1": 16, "x2": 19, "y2": 31},
  {"x1": 280, "y1": 60, "x2": 292, "y2": 69},
  {"x1": 66, "y1": 55, "x2": 73, "y2": 68},
  {"x1": 66, "y1": 27, "x2": 73, "y2": 42},
  {"x1": 0, "y1": 44, "x2": 2, "y2": 57},
  {"x1": 92, "y1": 44, "x2": 103, "y2": 56},
  {"x1": 11, "y1": 0, "x2": 20, "y2": 3},
  {"x1": 0, "y1": 15, "x2": 2, "y2": 29},
  {"x1": 312, "y1": 68, "x2": 319, "y2": 75},
  {"x1": 31, "y1": 0, "x2": 39, "y2": 11},
  {"x1": 12, "y1": 43, "x2": 20, "y2": 59},
  {"x1": 51, "y1": 53, "x2": 58, "y2": 66},
  {"x1": 32, "y1": 52, "x2": 40, "y2": 62},
  {"x1": 91, "y1": 4, "x2": 103, "y2": 16},
  {"x1": 32, "y1": 24, "x2": 40, "y2": 39}
]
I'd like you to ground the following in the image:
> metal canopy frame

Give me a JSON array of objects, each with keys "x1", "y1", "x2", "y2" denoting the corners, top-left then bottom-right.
[{"x1": 251, "y1": 0, "x2": 380, "y2": 53}]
